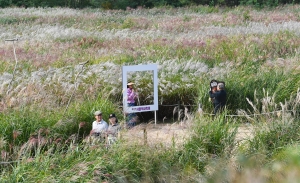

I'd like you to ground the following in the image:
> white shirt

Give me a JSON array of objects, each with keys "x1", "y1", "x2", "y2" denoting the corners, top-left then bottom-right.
[{"x1": 92, "y1": 120, "x2": 108, "y2": 133}]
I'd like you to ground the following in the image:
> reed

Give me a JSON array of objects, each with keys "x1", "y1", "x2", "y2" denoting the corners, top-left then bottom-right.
[{"x1": 1, "y1": 5, "x2": 300, "y2": 182}]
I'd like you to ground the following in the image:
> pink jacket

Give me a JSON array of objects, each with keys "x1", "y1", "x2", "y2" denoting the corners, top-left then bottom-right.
[{"x1": 127, "y1": 88, "x2": 136, "y2": 104}]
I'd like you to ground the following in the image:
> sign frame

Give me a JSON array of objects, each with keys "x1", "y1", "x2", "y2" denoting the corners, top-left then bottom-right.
[{"x1": 122, "y1": 64, "x2": 158, "y2": 114}]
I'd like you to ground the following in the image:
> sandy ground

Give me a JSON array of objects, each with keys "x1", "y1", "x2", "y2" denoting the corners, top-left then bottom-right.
[
  {"x1": 235, "y1": 123, "x2": 254, "y2": 142},
  {"x1": 121, "y1": 122, "x2": 191, "y2": 148},
  {"x1": 121, "y1": 122, "x2": 254, "y2": 148}
]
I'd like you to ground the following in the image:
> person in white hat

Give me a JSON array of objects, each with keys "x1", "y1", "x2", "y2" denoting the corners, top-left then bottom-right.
[
  {"x1": 90, "y1": 110, "x2": 108, "y2": 137},
  {"x1": 126, "y1": 82, "x2": 138, "y2": 126},
  {"x1": 209, "y1": 79, "x2": 218, "y2": 103},
  {"x1": 127, "y1": 82, "x2": 137, "y2": 107}
]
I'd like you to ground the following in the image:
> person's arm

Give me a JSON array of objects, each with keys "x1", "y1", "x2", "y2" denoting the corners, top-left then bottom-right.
[
  {"x1": 92, "y1": 122, "x2": 96, "y2": 131},
  {"x1": 210, "y1": 90, "x2": 222, "y2": 98},
  {"x1": 209, "y1": 90, "x2": 216, "y2": 98}
]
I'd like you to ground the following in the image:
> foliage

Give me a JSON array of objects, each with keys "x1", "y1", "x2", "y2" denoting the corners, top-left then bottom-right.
[
  {"x1": 1, "y1": 5, "x2": 300, "y2": 182},
  {"x1": 246, "y1": 119, "x2": 300, "y2": 158},
  {"x1": 181, "y1": 114, "x2": 238, "y2": 172},
  {"x1": 1, "y1": 0, "x2": 300, "y2": 8},
  {"x1": 237, "y1": 89, "x2": 300, "y2": 158}
]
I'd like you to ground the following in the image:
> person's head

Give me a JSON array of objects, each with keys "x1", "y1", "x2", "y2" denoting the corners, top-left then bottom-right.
[
  {"x1": 212, "y1": 86, "x2": 217, "y2": 92},
  {"x1": 94, "y1": 111, "x2": 102, "y2": 122},
  {"x1": 109, "y1": 113, "x2": 118, "y2": 124},
  {"x1": 217, "y1": 83, "x2": 225, "y2": 90},
  {"x1": 210, "y1": 80, "x2": 218, "y2": 91},
  {"x1": 127, "y1": 82, "x2": 134, "y2": 89}
]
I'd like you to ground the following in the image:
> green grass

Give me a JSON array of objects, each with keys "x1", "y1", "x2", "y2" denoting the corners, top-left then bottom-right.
[
  {"x1": 1, "y1": 5, "x2": 300, "y2": 182},
  {"x1": 0, "y1": 16, "x2": 38, "y2": 25}
]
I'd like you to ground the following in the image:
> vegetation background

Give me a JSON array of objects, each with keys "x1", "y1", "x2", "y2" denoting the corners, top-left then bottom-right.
[
  {"x1": 1, "y1": 4, "x2": 300, "y2": 182},
  {"x1": 1, "y1": 0, "x2": 300, "y2": 9}
]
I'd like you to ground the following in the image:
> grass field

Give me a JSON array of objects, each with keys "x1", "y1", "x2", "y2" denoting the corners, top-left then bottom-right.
[{"x1": 1, "y1": 5, "x2": 300, "y2": 182}]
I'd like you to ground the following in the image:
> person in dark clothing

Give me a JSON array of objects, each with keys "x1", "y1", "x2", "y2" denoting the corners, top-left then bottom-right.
[{"x1": 209, "y1": 82, "x2": 226, "y2": 115}]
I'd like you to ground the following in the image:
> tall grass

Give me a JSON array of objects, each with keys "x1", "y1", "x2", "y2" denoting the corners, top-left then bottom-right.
[
  {"x1": 181, "y1": 114, "x2": 238, "y2": 172},
  {"x1": 1, "y1": 5, "x2": 300, "y2": 182},
  {"x1": 238, "y1": 89, "x2": 300, "y2": 159},
  {"x1": 1, "y1": 114, "x2": 237, "y2": 182},
  {"x1": 1, "y1": 88, "x2": 300, "y2": 182}
]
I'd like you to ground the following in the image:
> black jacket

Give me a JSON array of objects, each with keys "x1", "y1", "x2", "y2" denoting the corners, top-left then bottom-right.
[{"x1": 209, "y1": 90, "x2": 227, "y2": 106}]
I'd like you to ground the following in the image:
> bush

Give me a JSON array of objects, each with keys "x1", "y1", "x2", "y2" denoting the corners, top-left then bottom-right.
[{"x1": 180, "y1": 115, "x2": 238, "y2": 172}]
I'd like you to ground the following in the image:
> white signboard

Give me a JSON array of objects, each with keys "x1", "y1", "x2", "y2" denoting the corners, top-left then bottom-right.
[{"x1": 122, "y1": 64, "x2": 158, "y2": 113}]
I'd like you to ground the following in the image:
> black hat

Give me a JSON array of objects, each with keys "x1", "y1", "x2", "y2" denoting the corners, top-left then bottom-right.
[
  {"x1": 109, "y1": 113, "x2": 118, "y2": 123},
  {"x1": 109, "y1": 113, "x2": 116, "y2": 118}
]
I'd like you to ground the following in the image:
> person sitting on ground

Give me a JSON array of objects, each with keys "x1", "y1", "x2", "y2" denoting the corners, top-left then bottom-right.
[
  {"x1": 209, "y1": 82, "x2": 227, "y2": 115},
  {"x1": 106, "y1": 113, "x2": 121, "y2": 145},
  {"x1": 90, "y1": 111, "x2": 108, "y2": 139}
]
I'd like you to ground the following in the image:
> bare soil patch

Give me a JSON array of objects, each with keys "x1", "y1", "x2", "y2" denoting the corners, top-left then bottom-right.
[
  {"x1": 121, "y1": 122, "x2": 254, "y2": 147},
  {"x1": 121, "y1": 122, "x2": 191, "y2": 148},
  {"x1": 235, "y1": 123, "x2": 254, "y2": 143}
]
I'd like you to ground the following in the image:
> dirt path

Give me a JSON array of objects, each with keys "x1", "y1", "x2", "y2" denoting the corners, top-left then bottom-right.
[
  {"x1": 121, "y1": 122, "x2": 254, "y2": 148},
  {"x1": 235, "y1": 123, "x2": 254, "y2": 143},
  {"x1": 121, "y1": 122, "x2": 190, "y2": 148}
]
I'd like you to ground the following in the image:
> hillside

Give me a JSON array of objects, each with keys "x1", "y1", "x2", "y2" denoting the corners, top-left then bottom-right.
[{"x1": 1, "y1": 6, "x2": 300, "y2": 182}]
